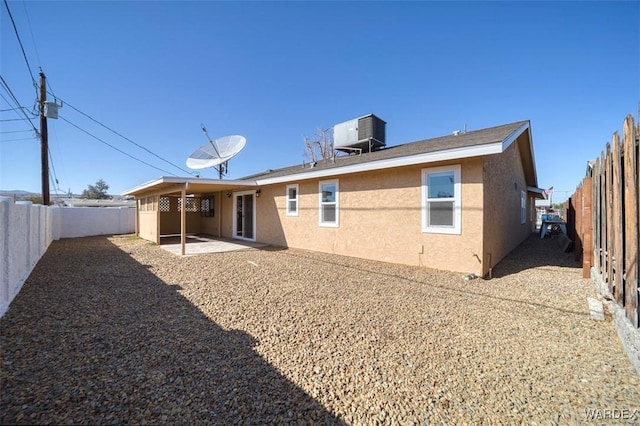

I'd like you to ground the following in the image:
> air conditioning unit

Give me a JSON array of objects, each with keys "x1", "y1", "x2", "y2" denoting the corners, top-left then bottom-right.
[{"x1": 334, "y1": 114, "x2": 386, "y2": 153}]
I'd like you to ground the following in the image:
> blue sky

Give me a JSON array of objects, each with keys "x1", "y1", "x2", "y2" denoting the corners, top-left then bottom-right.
[{"x1": 1, "y1": 1, "x2": 638, "y2": 203}]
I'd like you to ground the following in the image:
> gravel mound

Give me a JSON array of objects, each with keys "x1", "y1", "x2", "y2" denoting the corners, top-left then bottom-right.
[{"x1": 1, "y1": 234, "x2": 638, "y2": 425}]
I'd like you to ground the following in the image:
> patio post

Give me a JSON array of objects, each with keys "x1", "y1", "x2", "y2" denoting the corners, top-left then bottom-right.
[{"x1": 181, "y1": 187, "x2": 186, "y2": 256}]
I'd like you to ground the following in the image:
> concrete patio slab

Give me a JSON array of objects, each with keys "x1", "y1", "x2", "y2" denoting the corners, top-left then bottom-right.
[{"x1": 159, "y1": 234, "x2": 268, "y2": 256}]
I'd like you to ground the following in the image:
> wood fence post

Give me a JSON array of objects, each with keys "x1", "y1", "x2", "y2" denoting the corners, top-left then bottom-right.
[
  {"x1": 612, "y1": 133, "x2": 624, "y2": 304},
  {"x1": 598, "y1": 156, "x2": 604, "y2": 274},
  {"x1": 572, "y1": 187, "x2": 579, "y2": 260},
  {"x1": 623, "y1": 115, "x2": 638, "y2": 327},
  {"x1": 582, "y1": 176, "x2": 593, "y2": 278},
  {"x1": 594, "y1": 157, "x2": 601, "y2": 272},
  {"x1": 606, "y1": 144, "x2": 614, "y2": 294}
]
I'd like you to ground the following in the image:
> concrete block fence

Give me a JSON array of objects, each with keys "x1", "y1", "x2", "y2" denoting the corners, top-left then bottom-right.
[{"x1": 0, "y1": 197, "x2": 135, "y2": 317}]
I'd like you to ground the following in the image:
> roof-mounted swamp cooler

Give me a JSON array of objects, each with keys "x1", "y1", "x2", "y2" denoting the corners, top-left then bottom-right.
[{"x1": 333, "y1": 114, "x2": 386, "y2": 154}]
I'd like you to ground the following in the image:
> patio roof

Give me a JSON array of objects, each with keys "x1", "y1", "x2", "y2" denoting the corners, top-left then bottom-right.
[{"x1": 122, "y1": 176, "x2": 256, "y2": 197}]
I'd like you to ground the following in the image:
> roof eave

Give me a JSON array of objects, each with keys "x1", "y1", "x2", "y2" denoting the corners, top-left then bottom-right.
[
  {"x1": 503, "y1": 121, "x2": 537, "y2": 187},
  {"x1": 256, "y1": 142, "x2": 504, "y2": 186},
  {"x1": 122, "y1": 176, "x2": 257, "y2": 197},
  {"x1": 527, "y1": 186, "x2": 547, "y2": 200}
]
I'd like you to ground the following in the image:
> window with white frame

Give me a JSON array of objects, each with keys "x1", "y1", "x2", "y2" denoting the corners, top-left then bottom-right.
[
  {"x1": 521, "y1": 190, "x2": 526, "y2": 224},
  {"x1": 319, "y1": 180, "x2": 339, "y2": 227},
  {"x1": 286, "y1": 184, "x2": 299, "y2": 216},
  {"x1": 422, "y1": 165, "x2": 461, "y2": 234}
]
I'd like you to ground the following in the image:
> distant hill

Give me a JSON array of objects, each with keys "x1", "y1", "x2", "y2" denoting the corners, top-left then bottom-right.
[{"x1": 0, "y1": 190, "x2": 38, "y2": 199}]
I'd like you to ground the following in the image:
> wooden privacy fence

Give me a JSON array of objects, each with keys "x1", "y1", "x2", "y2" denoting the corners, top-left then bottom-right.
[{"x1": 566, "y1": 114, "x2": 638, "y2": 328}]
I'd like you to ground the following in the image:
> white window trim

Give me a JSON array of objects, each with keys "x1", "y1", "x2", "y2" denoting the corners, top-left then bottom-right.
[
  {"x1": 286, "y1": 184, "x2": 299, "y2": 217},
  {"x1": 319, "y1": 179, "x2": 339, "y2": 227},
  {"x1": 521, "y1": 190, "x2": 527, "y2": 224},
  {"x1": 421, "y1": 165, "x2": 461, "y2": 235}
]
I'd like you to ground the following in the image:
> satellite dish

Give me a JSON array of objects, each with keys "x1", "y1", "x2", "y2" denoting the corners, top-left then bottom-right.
[{"x1": 186, "y1": 134, "x2": 246, "y2": 171}]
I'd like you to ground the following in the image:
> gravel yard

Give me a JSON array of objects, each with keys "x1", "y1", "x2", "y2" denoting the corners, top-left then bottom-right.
[{"x1": 1, "y1": 234, "x2": 639, "y2": 425}]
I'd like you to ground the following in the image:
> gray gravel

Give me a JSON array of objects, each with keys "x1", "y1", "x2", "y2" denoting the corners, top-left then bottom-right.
[{"x1": 1, "y1": 234, "x2": 639, "y2": 425}]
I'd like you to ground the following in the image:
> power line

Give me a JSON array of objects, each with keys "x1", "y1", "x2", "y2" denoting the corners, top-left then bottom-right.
[
  {"x1": 2, "y1": 0, "x2": 38, "y2": 93},
  {"x1": 0, "y1": 129, "x2": 33, "y2": 134},
  {"x1": 0, "y1": 136, "x2": 37, "y2": 143},
  {"x1": 21, "y1": 0, "x2": 42, "y2": 67},
  {"x1": 52, "y1": 94, "x2": 196, "y2": 176},
  {"x1": 0, "y1": 76, "x2": 39, "y2": 133},
  {"x1": 0, "y1": 75, "x2": 36, "y2": 120},
  {"x1": 59, "y1": 115, "x2": 179, "y2": 176},
  {"x1": 0, "y1": 136, "x2": 35, "y2": 142},
  {"x1": 48, "y1": 149, "x2": 60, "y2": 193},
  {"x1": 47, "y1": 119, "x2": 67, "y2": 194},
  {"x1": 0, "y1": 106, "x2": 31, "y2": 112}
]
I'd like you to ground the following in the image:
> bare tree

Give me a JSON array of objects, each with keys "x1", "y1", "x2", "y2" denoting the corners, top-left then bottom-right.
[{"x1": 303, "y1": 128, "x2": 334, "y2": 163}]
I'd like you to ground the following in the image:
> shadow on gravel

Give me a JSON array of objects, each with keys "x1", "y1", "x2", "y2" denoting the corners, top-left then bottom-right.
[
  {"x1": 280, "y1": 233, "x2": 588, "y2": 317},
  {"x1": 0, "y1": 237, "x2": 343, "y2": 425},
  {"x1": 490, "y1": 233, "x2": 582, "y2": 278}
]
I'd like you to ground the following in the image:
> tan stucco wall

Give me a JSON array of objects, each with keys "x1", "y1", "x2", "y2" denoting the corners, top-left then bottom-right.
[
  {"x1": 131, "y1": 142, "x2": 534, "y2": 277},
  {"x1": 159, "y1": 196, "x2": 201, "y2": 235},
  {"x1": 138, "y1": 211, "x2": 158, "y2": 243},
  {"x1": 200, "y1": 217, "x2": 218, "y2": 236},
  {"x1": 199, "y1": 192, "x2": 220, "y2": 236},
  {"x1": 159, "y1": 211, "x2": 201, "y2": 234},
  {"x1": 256, "y1": 159, "x2": 486, "y2": 275},
  {"x1": 135, "y1": 192, "x2": 226, "y2": 241},
  {"x1": 482, "y1": 136, "x2": 534, "y2": 276}
]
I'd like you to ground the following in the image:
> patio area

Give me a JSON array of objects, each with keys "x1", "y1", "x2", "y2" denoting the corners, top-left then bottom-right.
[{"x1": 159, "y1": 234, "x2": 268, "y2": 255}]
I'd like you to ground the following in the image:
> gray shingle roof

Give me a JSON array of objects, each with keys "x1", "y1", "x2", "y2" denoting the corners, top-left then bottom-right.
[{"x1": 242, "y1": 120, "x2": 529, "y2": 181}]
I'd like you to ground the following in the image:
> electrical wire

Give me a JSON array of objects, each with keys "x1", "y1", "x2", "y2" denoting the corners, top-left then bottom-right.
[
  {"x1": 48, "y1": 149, "x2": 60, "y2": 193},
  {"x1": 0, "y1": 129, "x2": 33, "y2": 134},
  {"x1": 0, "y1": 76, "x2": 39, "y2": 133},
  {"x1": 0, "y1": 107, "x2": 31, "y2": 112},
  {"x1": 59, "y1": 115, "x2": 179, "y2": 176},
  {"x1": 51, "y1": 94, "x2": 196, "y2": 176},
  {"x1": 2, "y1": 0, "x2": 38, "y2": 93},
  {"x1": 0, "y1": 136, "x2": 37, "y2": 142},
  {"x1": 47, "y1": 119, "x2": 65, "y2": 186},
  {"x1": 21, "y1": 0, "x2": 42, "y2": 67}
]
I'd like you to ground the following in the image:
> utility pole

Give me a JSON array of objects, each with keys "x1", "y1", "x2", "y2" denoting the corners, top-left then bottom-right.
[{"x1": 39, "y1": 71, "x2": 50, "y2": 206}]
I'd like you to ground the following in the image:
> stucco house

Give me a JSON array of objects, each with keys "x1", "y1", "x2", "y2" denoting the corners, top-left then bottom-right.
[{"x1": 123, "y1": 118, "x2": 545, "y2": 277}]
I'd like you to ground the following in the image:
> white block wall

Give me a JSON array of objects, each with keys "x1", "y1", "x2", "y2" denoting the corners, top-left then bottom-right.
[
  {"x1": 0, "y1": 197, "x2": 135, "y2": 317},
  {"x1": 57, "y1": 206, "x2": 135, "y2": 238}
]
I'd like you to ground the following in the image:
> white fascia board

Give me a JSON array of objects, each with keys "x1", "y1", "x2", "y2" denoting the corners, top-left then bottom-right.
[
  {"x1": 527, "y1": 186, "x2": 548, "y2": 200},
  {"x1": 502, "y1": 121, "x2": 538, "y2": 186},
  {"x1": 122, "y1": 177, "x2": 167, "y2": 195},
  {"x1": 122, "y1": 176, "x2": 256, "y2": 195},
  {"x1": 501, "y1": 121, "x2": 530, "y2": 151},
  {"x1": 190, "y1": 178, "x2": 257, "y2": 187},
  {"x1": 256, "y1": 142, "x2": 503, "y2": 186},
  {"x1": 161, "y1": 176, "x2": 257, "y2": 186},
  {"x1": 525, "y1": 126, "x2": 538, "y2": 184}
]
